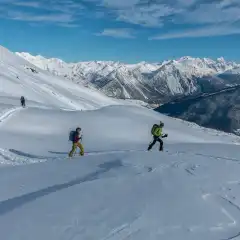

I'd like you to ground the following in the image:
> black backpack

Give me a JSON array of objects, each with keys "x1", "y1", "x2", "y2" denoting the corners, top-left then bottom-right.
[{"x1": 69, "y1": 130, "x2": 76, "y2": 142}]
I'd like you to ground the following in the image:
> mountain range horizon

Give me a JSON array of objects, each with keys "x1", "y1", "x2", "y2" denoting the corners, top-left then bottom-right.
[{"x1": 16, "y1": 51, "x2": 240, "y2": 65}]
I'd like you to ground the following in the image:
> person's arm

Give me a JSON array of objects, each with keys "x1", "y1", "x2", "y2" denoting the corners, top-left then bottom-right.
[{"x1": 74, "y1": 133, "x2": 81, "y2": 142}]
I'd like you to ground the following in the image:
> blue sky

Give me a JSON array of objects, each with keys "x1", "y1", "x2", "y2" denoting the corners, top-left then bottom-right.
[{"x1": 1, "y1": 0, "x2": 240, "y2": 63}]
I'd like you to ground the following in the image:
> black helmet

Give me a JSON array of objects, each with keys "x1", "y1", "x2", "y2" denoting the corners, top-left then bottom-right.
[
  {"x1": 159, "y1": 121, "x2": 164, "y2": 127},
  {"x1": 76, "y1": 127, "x2": 81, "y2": 132}
]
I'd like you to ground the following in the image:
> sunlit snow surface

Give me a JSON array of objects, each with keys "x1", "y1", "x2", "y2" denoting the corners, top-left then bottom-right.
[{"x1": 1, "y1": 45, "x2": 240, "y2": 240}]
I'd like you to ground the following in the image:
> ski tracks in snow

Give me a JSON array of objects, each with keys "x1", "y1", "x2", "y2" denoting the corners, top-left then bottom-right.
[
  {"x1": 202, "y1": 193, "x2": 240, "y2": 240},
  {"x1": 0, "y1": 107, "x2": 43, "y2": 165},
  {"x1": 2, "y1": 142, "x2": 240, "y2": 239},
  {"x1": 0, "y1": 148, "x2": 46, "y2": 166},
  {"x1": 0, "y1": 107, "x2": 22, "y2": 125}
]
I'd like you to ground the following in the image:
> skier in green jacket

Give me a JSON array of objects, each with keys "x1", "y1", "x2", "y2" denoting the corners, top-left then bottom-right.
[{"x1": 148, "y1": 121, "x2": 168, "y2": 151}]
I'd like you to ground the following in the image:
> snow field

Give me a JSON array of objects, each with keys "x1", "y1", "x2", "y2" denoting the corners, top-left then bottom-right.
[{"x1": 1, "y1": 45, "x2": 240, "y2": 239}]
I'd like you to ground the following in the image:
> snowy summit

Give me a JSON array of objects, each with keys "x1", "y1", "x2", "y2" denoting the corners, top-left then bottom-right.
[{"x1": 16, "y1": 52, "x2": 240, "y2": 103}]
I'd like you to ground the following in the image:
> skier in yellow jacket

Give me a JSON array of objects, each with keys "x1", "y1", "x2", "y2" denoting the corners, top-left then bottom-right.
[{"x1": 148, "y1": 121, "x2": 168, "y2": 151}]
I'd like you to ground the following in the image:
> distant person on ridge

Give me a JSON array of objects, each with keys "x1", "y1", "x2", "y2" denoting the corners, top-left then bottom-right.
[
  {"x1": 148, "y1": 121, "x2": 168, "y2": 151},
  {"x1": 69, "y1": 127, "x2": 84, "y2": 157},
  {"x1": 20, "y1": 96, "x2": 26, "y2": 107}
]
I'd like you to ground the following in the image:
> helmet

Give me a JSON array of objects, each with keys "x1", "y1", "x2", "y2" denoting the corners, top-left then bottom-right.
[
  {"x1": 159, "y1": 121, "x2": 164, "y2": 127},
  {"x1": 76, "y1": 127, "x2": 81, "y2": 132}
]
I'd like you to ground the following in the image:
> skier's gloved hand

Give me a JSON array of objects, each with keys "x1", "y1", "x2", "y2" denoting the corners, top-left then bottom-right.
[{"x1": 162, "y1": 134, "x2": 168, "y2": 138}]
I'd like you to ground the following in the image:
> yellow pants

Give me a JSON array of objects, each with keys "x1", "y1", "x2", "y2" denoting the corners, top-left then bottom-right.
[{"x1": 69, "y1": 142, "x2": 84, "y2": 157}]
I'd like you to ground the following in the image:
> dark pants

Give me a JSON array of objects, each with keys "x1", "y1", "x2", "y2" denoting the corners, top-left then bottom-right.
[
  {"x1": 21, "y1": 101, "x2": 25, "y2": 107},
  {"x1": 148, "y1": 136, "x2": 163, "y2": 151}
]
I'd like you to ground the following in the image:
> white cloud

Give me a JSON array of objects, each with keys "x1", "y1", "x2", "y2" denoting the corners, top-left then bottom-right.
[
  {"x1": 103, "y1": 0, "x2": 139, "y2": 8},
  {"x1": 7, "y1": 11, "x2": 75, "y2": 23},
  {"x1": 178, "y1": 2, "x2": 240, "y2": 24},
  {"x1": 0, "y1": 0, "x2": 15, "y2": 3},
  {"x1": 2, "y1": 0, "x2": 240, "y2": 36},
  {"x1": 176, "y1": 0, "x2": 197, "y2": 6},
  {"x1": 150, "y1": 24, "x2": 240, "y2": 40},
  {"x1": 12, "y1": 1, "x2": 41, "y2": 8},
  {"x1": 57, "y1": 23, "x2": 80, "y2": 28},
  {"x1": 117, "y1": 4, "x2": 175, "y2": 27},
  {"x1": 98, "y1": 0, "x2": 240, "y2": 29},
  {"x1": 0, "y1": 0, "x2": 82, "y2": 27},
  {"x1": 96, "y1": 28, "x2": 135, "y2": 38}
]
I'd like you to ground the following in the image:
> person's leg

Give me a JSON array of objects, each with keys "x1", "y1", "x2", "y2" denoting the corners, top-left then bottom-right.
[
  {"x1": 69, "y1": 143, "x2": 77, "y2": 157},
  {"x1": 157, "y1": 138, "x2": 163, "y2": 151},
  {"x1": 148, "y1": 137, "x2": 157, "y2": 151},
  {"x1": 77, "y1": 142, "x2": 84, "y2": 156}
]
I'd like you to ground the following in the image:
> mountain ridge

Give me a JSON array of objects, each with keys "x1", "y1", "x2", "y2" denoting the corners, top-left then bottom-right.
[
  {"x1": 155, "y1": 84, "x2": 240, "y2": 135},
  {"x1": 0, "y1": 45, "x2": 124, "y2": 110},
  {"x1": 17, "y1": 52, "x2": 240, "y2": 103}
]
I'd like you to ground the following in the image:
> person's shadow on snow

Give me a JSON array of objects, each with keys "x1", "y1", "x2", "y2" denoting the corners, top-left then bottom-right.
[{"x1": 0, "y1": 159, "x2": 123, "y2": 216}]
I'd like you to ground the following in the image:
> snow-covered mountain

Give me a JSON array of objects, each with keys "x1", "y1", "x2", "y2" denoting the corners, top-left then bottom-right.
[
  {"x1": 16, "y1": 52, "x2": 240, "y2": 103},
  {"x1": 222, "y1": 66, "x2": 240, "y2": 75},
  {"x1": 1, "y1": 45, "x2": 142, "y2": 110},
  {"x1": 217, "y1": 66, "x2": 240, "y2": 85},
  {"x1": 155, "y1": 84, "x2": 240, "y2": 135},
  {"x1": 1, "y1": 88, "x2": 240, "y2": 240},
  {"x1": 2, "y1": 45, "x2": 240, "y2": 240}
]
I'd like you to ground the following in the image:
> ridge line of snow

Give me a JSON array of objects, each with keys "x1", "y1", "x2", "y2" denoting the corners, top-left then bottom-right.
[{"x1": 16, "y1": 50, "x2": 240, "y2": 102}]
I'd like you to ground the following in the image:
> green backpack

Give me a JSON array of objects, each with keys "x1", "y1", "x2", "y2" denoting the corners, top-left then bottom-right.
[{"x1": 151, "y1": 124, "x2": 162, "y2": 136}]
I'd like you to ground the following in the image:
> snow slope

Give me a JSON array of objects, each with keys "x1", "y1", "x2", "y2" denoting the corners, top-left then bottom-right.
[
  {"x1": 1, "y1": 45, "x2": 240, "y2": 240},
  {"x1": 0, "y1": 101, "x2": 240, "y2": 239},
  {"x1": 1, "y1": 104, "x2": 239, "y2": 161},
  {"x1": 1, "y1": 45, "x2": 123, "y2": 110},
  {"x1": 223, "y1": 67, "x2": 240, "y2": 75}
]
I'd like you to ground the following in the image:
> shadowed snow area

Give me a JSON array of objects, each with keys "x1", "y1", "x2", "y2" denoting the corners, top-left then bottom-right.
[{"x1": 1, "y1": 45, "x2": 240, "y2": 240}]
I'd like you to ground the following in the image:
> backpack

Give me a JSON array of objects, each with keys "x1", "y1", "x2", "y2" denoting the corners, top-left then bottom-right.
[
  {"x1": 69, "y1": 130, "x2": 76, "y2": 142},
  {"x1": 151, "y1": 124, "x2": 158, "y2": 135},
  {"x1": 151, "y1": 124, "x2": 162, "y2": 136}
]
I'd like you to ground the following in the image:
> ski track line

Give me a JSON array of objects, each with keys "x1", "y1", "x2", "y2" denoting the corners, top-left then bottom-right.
[
  {"x1": 222, "y1": 232, "x2": 240, "y2": 240},
  {"x1": 9, "y1": 148, "x2": 240, "y2": 167},
  {"x1": 168, "y1": 150, "x2": 240, "y2": 163},
  {"x1": 0, "y1": 107, "x2": 22, "y2": 125},
  {"x1": 0, "y1": 148, "x2": 46, "y2": 166},
  {"x1": 100, "y1": 215, "x2": 142, "y2": 240},
  {"x1": 203, "y1": 193, "x2": 240, "y2": 240},
  {"x1": 114, "y1": 193, "x2": 240, "y2": 239}
]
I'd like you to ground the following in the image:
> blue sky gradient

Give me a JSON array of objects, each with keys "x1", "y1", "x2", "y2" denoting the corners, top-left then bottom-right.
[{"x1": 1, "y1": 0, "x2": 240, "y2": 63}]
